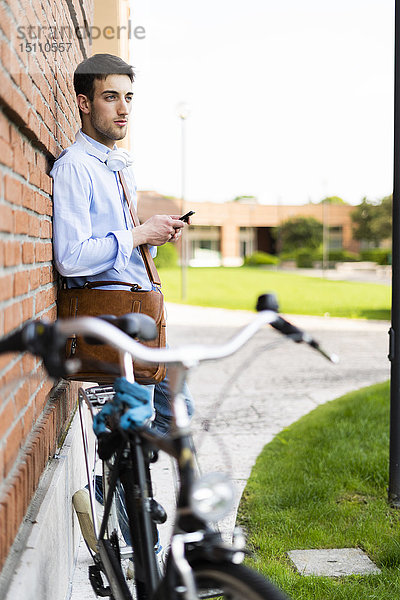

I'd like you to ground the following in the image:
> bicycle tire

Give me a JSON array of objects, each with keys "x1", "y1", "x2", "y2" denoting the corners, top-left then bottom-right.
[
  {"x1": 98, "y1": 538, "x2": 132, "y2": 600},
  {"x1": 102, "y1": 459, "x2": 136, "y2": 596},
  {"x1": 190, "y1": 560, "x2": 290, "y2": 600}
]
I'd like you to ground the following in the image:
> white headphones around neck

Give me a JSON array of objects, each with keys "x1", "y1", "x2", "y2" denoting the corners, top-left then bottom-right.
[{"x1": 76, "y1": 130, "x2": 133, "y2": 172}]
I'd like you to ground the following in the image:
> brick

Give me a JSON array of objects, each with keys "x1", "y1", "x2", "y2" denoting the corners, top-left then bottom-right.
[
  {"x1": 4, "y1": 241, "x2": 22, "y2": 267},
  {"x1": 0, "y1": 138, "x2": 13, "y2": 168},
  {"x1": 4, "y1": 175, "x2": 22, "y2": 206},
  {"x1": 34, "y1": 388, "x2": 48, "y2": 419},
  {"x1": 10, "y1": 89, "x2": 29, "y2": 126},
  {"x1": 22, "y1": 297, "x2": 34, "y2": 322},
  {"x1": 14, "y1": 270, "x2": 29, "y2": 296},
  {"x1": 42, "y1": 305, "x2": 57, "y2": 322},
  {"x1": 22, "y1": 353, "x2": 35, "y2": 376},
  {"x1": 35, "y1": 242, "x2": 52, "y2": 263},
  {"x1": 0, "y1": 401, "x2": 15, "y2": 439},
  {"x1": 13, "y1": 144, "x2": 29, "y2": 179},
  {"x1": 35, "y1": 287, "x2": 56, "y2": 313},
  {"x1": 40, "y1": 172, "x2": 52, "y2": 195},
  {"x1": 1, "y1": 39, "x2": 12, "y2": 75},
  {"x1": 22, "y1": 242, "x2": 34, "y2": 264},
  {"x1": 0, "y1": 498, "x2": 10, "y2": 562},
  {"x1": 0, "y1": 111, "x2": 10, "y2": 143},
  {"x1": 0, "y1": 500, "x2": 6, "y2": 568},
  {"x1": 4, "y1": 422, "x2": 23, "y2": 478},
  {"x1": 29, "y1": 163, "x2": 41, "y2": 188},
  {"x1": 29, "y1": 214, "x2": 41, "y2": 237},
  {"x1": 23, "y1": 142, "x2": 35, "y2": 166},
  {"x1": 0, "y1": 69, "x2": 13, "y2": 112},
  {"x1": 19, "y1": 462, "x2": 29, "y2": 514},
  {"x1": 45, "y1": 197, "x2": 53, "y2": 217},
  {"x1": 40, "y1": 219, "x2": 51, "y2": 239},
  {"x1": 29, "y1": 267, "x2": 40, "y2": 290},
  {"x1": 9, "y1": 47, "x2": 21, "y2": 88},
  {"x1": 14, "y1": 210, "x2": 30, "y2": 234},
  {"x1": 22, "y1": 186, "x2": 35, "y2": 210},
  {"x1": 40, "y1": 266, "x2": 51, "y2": 286},
  {"x1": 34, "y1": 192, "x2": 46, "y2": 214},
  {"x1": 4, "y1": 360, "x2": 22, "y2": 387},
  {"x1": 4, "y1": 302, "x2": 22, "y2": 334},
  {"x1": 15, "y1": 380, "x2": 30, "y2": 413},
  {"x1": 34, "y1": 92, "x2": 45, "y2": 121},
  {"x1": 39, "y1": 125, "x2": 50, "y2": 152},
  {"x1": 18, "y1": 73, "x2": 32, "y2": 102},
  {"x1": 22, "y1": 404, "x2": 34, "y2": 440},
  {"x1": 0, "y1": 3, "x2": 12, "y2": 39},
  {"x1": 0, "y1": 274, "x2": 13, "y2": 301},
  {"x1": 0, "y1": 204, "x2": 14, "y2": 232},
  {"x1": 27, "y1": 108, "x2": 41, "y2": 140}
]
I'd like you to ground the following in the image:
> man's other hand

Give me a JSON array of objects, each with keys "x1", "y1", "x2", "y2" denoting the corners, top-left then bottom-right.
[{"x1": 132, "y1": 215, "x2": 186, "y2": 247}]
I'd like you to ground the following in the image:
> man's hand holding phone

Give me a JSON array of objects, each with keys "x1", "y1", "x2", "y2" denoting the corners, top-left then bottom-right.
[{"x1": 179, "y1": 210, "x2": 195, "y2": 223}]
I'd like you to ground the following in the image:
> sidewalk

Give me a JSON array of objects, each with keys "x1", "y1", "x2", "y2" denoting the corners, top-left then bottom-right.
[{"x1": 70, "y1": 304, "x2": 390, "y2": 598}]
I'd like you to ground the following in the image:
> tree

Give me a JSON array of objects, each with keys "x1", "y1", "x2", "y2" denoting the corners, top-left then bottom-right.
[
  {"x1": 351, "y1": 195, "x2": 392, "y2": 246},
  {"x1": 230, "y1": 195, "x2": 258, "y2": 203},
  {"x1": 279, "y1": 216, "x2": 323, "y2": 252},
  {"x1": 319, "y1": 196, "x2": 348, "y2": 205}
]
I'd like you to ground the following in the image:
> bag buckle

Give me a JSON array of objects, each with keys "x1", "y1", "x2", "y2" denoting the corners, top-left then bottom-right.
[{"x1": 130, "y1": 284, "x2": 142, "y2": 292}]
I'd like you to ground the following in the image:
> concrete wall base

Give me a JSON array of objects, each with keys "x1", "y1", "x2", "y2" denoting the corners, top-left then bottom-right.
[{"x1": 1, "y1": 411, "x2": 87, "y2": 600}]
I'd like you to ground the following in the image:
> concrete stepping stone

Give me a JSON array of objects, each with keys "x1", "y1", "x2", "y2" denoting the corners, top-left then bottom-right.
[{"x1": 287, "y1": 548, "x2": 381, "y2": 577}]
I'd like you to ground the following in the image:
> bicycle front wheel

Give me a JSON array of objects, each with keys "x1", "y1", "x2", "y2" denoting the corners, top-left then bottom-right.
[{"x1": 191, "y1": 560, "x2": 289, "y2": 600}]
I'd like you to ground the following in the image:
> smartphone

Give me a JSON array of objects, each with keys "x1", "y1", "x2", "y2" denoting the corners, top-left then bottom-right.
[{"x1": 179, "y1": 210, "x2": 195, "y2": 223}]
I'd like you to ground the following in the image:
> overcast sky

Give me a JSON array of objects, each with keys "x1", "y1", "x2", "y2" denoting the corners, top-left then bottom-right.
[{"x1": 130, "y1": 0, "x2": 394, "y2": 205}]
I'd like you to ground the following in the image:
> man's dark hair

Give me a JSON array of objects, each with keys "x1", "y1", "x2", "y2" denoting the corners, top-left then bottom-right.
[{"x1": 74, "y1": 54, "x2": 135, "y2": 100}]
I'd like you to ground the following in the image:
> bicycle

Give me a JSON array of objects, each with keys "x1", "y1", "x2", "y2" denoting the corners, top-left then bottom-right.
[{"x1": 0, "y1": 294, "x2": 337, "y2": 600}]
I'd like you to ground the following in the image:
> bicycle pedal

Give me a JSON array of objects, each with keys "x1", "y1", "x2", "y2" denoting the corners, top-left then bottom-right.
[
  {"x1": 88, "y1": 564, "x2": 111, "y2": 597},
  {"x1": 150, "y1": 498, "x2": 167, "y2": 524}
]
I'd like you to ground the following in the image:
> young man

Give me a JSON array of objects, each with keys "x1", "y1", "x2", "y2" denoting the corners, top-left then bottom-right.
[
  {"x1": 51, "y1": 54, "x2": 193, "y2": 433},
  {"x1": 51, "y1": 53, "x2": 193, "y2": 555}
]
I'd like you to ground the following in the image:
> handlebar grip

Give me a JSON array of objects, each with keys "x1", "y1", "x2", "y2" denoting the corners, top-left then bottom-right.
[
  {"x1": 0, "y1": 323, "x2": 32, "y2": 354},
  {"x1": 84, "y1": 313, "x2": 158, "y2": 345},
  {"x1": 270, "y1": 317, "x2": 304, "y2": 342}
]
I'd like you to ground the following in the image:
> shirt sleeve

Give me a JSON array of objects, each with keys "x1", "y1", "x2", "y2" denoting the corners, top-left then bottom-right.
[{"x1": 52, "y1": 162, "x2": 133, "y2": 277}]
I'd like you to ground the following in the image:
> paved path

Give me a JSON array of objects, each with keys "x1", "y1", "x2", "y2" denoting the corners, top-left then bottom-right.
[{"x1": 70, "y1": 304, "x2": 390, "y2": 598}]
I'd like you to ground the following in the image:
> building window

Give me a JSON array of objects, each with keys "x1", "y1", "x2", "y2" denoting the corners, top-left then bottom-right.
[
  {"x1": 329, "y1": 226, "x2": 343, "y2": 250},
  {"x1": 188, "y1": 226, "x2": 221, "y2": 266}
]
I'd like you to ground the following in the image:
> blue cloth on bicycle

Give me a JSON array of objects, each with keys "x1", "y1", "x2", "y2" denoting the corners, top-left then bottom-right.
[
  {"x1": 92, "y1": 402, "x2": 117, "y2": 436},
  {"x1": 93, "y1": 378, "x2": 152, "y2": 435},
  {"x1": 114, "y1": 377, "x2": 153, "y2": 430}
]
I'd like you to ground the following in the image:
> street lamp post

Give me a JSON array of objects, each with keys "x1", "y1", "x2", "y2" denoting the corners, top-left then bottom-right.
[
  {"x1": 389, "y1": 0, "x2": 400, "y2": 506},
  {"x1": 322, "y1": 199, "x2": 329, "y2": 276},
  {"x1": 177, "y1": 103, "x2": 190, "y2": 301}
]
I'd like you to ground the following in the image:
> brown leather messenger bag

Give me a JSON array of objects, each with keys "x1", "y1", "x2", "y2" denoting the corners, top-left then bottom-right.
[{"x1": 57, "y1": 171, "x2": 166, "y2": 385}]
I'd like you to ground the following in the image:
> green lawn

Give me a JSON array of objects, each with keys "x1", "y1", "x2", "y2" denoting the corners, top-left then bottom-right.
[
  {"x1": 159, "y1": 268, "x2": 391, "y2": 320},
  {"x1": 237, "y1": 381, "x2": 400, "y2": 599}
]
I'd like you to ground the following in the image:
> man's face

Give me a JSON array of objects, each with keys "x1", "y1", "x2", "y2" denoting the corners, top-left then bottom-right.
[{"x1": 79, "y1": 74, "x2": 133, "y2": 148}]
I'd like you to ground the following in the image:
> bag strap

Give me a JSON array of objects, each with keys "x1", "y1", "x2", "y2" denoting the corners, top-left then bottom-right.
[
  {"x1": 83, "y1": 281, "x2": 143, "y2": 290},
  {"x1": 118, "y1": 171, "x2": 162, "y2": 286}
]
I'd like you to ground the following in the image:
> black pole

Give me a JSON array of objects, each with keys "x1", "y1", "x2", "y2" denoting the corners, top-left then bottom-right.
[{"x1": 389, "y1": 0, "x2": 400, "y2": 506}]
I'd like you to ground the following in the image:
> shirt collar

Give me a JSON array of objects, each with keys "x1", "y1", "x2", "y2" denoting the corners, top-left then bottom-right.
[{"x1": 75, "y1": 130, "x2": 117, "y2": 163}]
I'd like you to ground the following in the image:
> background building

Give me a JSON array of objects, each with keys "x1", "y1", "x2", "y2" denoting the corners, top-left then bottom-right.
[{"x1": 138, "y1": 192, "x2": 359, "y2": 266}]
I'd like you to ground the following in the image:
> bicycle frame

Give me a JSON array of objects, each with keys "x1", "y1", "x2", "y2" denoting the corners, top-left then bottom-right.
[{"x1": 77, "y1": 356, "x2": 208, "y2": 600}]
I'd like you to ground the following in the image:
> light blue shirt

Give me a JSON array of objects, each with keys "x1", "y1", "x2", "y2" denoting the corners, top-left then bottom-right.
[{"x1": 51, "y1": 131, "x2": 156, "y2": 291}]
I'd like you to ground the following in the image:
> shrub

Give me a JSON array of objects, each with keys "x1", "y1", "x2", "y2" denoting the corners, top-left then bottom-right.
[
  {"x1": 243, "y1": 252, "x2": 280, "y2": 267},
  {"x1": 295, "y1": 250, "x2": 315, "y2": 268},
  {"x1": 329, "y1": 250, "x2": 359, "y2": 262},
  {"x1": 360, "y1": 248, "x2": 391, "y2": 265},
  {"x1": 154, "y1": 243, "x2": 179, "y2": 268},
  {"x1": 313, "y1": 249, "x2": 359, "y2": 263}
]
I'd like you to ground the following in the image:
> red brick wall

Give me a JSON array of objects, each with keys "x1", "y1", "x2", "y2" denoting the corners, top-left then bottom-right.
[{"x1": 0, "y1": 0, "x2": 93, "y2": 571}]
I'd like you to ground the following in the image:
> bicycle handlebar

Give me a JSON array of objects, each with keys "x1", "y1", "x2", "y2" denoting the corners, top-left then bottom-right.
[{"x1": 0, "y1": 296, "x2": 338, "y2": 379}]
